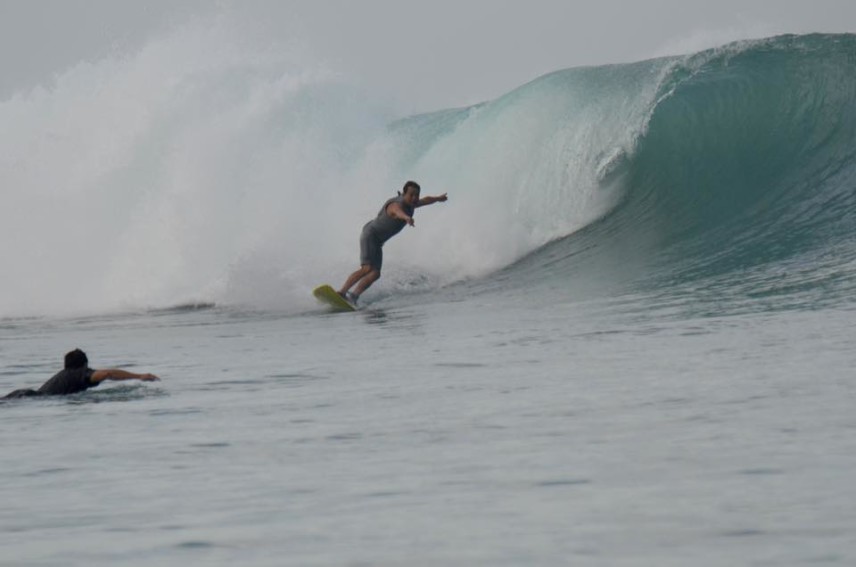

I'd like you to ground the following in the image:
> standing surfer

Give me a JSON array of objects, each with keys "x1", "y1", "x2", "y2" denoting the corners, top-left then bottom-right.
[{"x1": 338, "y1": 181, "x2": 447, "y2": 304}]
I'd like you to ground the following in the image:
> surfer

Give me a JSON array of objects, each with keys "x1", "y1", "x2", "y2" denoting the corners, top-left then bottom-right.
[
  {"x1": 2, "y1": 348, "x2": 160, "y2": 399},
  {"x1": 338, "y1": 181, "x2": 447, "y2": 304}
]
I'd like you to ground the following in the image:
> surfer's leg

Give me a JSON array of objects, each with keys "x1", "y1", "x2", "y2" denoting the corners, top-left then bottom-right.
[
  {"x1": 353, "y1": 269, "x2": 380, "y2": 297},
  {"x1": 339, "y1": 265, "x2": 372, "y2": 295},
  {"x1": 351, "y1": 241, "x2": 382, "y2": 300},
  {"x1": 342, "y1": 230, "x2": 382, "y2": 297},
  {"x1": 3, "y1": 388, "x2": 43, "y2": 400}
]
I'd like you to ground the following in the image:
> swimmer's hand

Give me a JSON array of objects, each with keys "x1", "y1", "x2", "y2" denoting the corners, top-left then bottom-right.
[{"x1": 140, "y1": 373, "x2": 160, "y2": 382}]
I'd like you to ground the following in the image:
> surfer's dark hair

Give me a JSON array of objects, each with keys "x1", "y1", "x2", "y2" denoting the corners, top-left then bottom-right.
[
  {"x1": 399, "y1": 181, "x2": 420, "y2": 196},
  {"x1": 64, "y1": 349, "x2": 89, "y2": 369}
]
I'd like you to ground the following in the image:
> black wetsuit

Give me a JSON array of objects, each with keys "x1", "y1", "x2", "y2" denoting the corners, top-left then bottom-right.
[{"x1": 3, "y1": 367, "x2": 99, "y2": 399}]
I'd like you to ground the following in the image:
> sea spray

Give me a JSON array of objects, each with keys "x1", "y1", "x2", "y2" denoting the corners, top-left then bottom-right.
[{"x1": 0, "y1": 18, "x2": 393, "y2": 316}]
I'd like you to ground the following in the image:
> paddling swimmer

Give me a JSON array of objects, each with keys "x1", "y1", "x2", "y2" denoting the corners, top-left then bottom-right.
[
  {"x1": 2, "y1": 349, "x2": 160, "y2": 399},
  {"x1": 338, "y1": 181, "x2": 448, "y2": 304}
]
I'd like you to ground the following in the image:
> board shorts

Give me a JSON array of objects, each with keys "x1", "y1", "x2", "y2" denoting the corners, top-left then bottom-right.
[{"x1": 360, "y1": 225, "x2": 383, "y2": 271}]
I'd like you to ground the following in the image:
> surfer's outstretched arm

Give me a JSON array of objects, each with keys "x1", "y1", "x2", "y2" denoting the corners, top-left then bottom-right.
[
  {"x1": 416, "y1": 193, "x2": 448, "y2": 208},
  {"x1": 90, "y1": 369, "x2": 160, "y2": 384},
  {"x1": 386, "y1": 201, "x2": 415, "y2": 226}
]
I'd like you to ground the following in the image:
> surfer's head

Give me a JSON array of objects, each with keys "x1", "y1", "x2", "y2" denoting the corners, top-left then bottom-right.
[
  {"x1": 64, "y1": 348, "x2": 89, "y2": 370},
  {"x1": 400, "y1": 180, "x2": 421, "y2": 205}
]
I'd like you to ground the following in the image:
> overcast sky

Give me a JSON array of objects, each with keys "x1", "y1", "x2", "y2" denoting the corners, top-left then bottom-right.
[{"x1": 2, "y1": 0, "x2": 856, "y2": 111}]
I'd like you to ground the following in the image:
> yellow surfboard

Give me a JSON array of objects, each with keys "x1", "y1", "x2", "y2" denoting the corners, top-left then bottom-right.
[{"x1": 312, "y1": 284, "x2": 357, "y2": 312}]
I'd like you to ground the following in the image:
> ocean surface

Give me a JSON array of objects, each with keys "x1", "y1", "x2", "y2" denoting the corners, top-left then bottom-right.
[{"x1": 2, "y1": 31, "x2": 856, "y2": 566}]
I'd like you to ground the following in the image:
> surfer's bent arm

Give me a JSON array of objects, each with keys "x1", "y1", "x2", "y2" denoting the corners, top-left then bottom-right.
[
  {"x1": 386, "y1": 202, "x2": 415, "y2": 225},
  {"x1": 90, "y1": 369, "x2": 160, "y2": 384},
  {"x1": 416, "y1": 193, "x2": 448, "y2": 207}
]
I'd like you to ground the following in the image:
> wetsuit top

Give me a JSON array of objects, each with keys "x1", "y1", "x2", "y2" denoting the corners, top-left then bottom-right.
[
  {"x1": 38, "y1": 367, "x2": 99, "y2": 395},
  {"x1": 363, "y1": 196, "x2": 415, "y2": 244}
]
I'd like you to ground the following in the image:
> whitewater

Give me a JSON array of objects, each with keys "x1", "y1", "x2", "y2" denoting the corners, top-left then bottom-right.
[{"x1": 2, "y1": 23, "x2": 856, "y2": 566}]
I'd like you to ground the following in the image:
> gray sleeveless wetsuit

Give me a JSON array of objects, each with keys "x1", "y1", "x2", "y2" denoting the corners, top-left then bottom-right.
[{"x1": 359, "y1": 196, "x2": 415, "y2": 270}]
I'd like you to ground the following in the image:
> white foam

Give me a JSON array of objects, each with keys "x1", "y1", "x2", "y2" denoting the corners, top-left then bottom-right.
[{"x1": 0, "y1": 16, "x2": 670, "y2": 317}]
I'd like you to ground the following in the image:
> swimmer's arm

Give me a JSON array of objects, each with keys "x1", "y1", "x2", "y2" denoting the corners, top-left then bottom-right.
[
  {"x1": 90, "y1": 369, "x2": 160, "y2": 384},
  {"x1": 416, "y1": 193, "x2": 448, "y2": 207}
]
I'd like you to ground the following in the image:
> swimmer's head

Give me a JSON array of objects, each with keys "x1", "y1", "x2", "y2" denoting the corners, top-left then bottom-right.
[{"x1": 64, "y1": 349, "x2": 89, "y2": 369}]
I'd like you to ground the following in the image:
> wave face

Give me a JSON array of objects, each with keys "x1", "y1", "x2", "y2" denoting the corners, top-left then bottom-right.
[
  {"x1": 624, "y1": 35, "x2": 856, "y2": 292},
  {"x1": 1, "y1": 28, "x2": 854, "y2": 316},
  {"x1": 478, "y1": 34, "x2": 856, "y2": 313}
]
